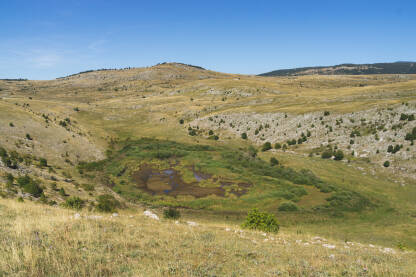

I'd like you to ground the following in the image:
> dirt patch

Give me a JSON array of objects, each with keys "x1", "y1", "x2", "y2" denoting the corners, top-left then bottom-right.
[{"x1": 131, "y1": 164, "x2": 251, "y2": 198}]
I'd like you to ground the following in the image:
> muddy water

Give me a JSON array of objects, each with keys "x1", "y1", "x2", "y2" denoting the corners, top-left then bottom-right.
[
  {"x1": 131, "y1": 164, "x2": 251, "y2": 198},
  {"x1": 132, "y1": 165, "x2": 224, "y2": 198}
]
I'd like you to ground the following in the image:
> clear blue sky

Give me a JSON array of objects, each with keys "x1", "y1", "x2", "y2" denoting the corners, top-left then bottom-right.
[{"x1": 1, "y1": 0, "x2": 415, "y2": 79}]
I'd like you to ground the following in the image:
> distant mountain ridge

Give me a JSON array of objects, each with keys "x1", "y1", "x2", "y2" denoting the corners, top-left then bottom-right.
[{"x1": 259, "y1": 61, "x2": 416, "y2": 76}]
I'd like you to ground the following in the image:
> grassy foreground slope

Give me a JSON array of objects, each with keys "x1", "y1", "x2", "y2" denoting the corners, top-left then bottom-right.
[{"x1": 1, "y1": 198, "x2": 415, "y2": 277}]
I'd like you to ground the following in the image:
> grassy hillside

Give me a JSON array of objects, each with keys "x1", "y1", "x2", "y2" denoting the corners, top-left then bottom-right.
[
  {"x1": 1, "y1": 198, "x2": 415, "y2": 276},
  {"x1": 0, "y1": 63, "x2": 415, "y2": 275}
]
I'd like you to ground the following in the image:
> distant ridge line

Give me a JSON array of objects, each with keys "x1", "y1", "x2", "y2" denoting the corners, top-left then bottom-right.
[{"x1": 259, "y1": 61, "x2": 416, "y2": 76}]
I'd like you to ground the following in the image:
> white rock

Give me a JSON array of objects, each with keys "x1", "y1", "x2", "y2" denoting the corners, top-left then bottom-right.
[
  {"x1": 381, "y1": 247, "x2": 396, "y2": 254},
  {"x1": 88, "y1": 215, "x2": 103, "y2": 220},
  {"x1": 112, "y1": 213, "x2": 118, "y2": 217},
  {"x1": 187, "y1": 221, "x2": 198, "y2": 227},
  {"x1": 143, "y1": 210, "x2": 159, "y2": 220},
  {"x1": 74, "y1": 213, "x2": 81, "y2": 219},
  {"x1": 329, "y1": 254, "x2": 335, "y2": 259},
  {"x1": 323, "y1": 244, "x2": 336, "y2": 249},
  {"x1": 225, "y1": 228, "x2": 231, "y2": 232}
]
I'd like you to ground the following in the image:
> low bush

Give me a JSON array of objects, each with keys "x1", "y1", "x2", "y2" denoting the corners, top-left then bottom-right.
[
  {"x1": 278, "y1": 201, "x2": 299, "y2": 212},
  {"x1": 261, "y1": 142, "x2": 272, "y2": 152},
  {"x1": 242, "y1": 208, "x2": 279, "y2": 233},
  {"x1": 334, "y1": 150, "x2": 344, "y2": 160},
  {"x1": 270, "y1": 157, "x2": 279, "y2": 166},
  {"x1": 81, "y1": 183, "x2": 95, "y2": 191},
  {"x1": 321, "y1": 150, "x2": 333, "y2": 159},
  {"x1": 163, "y1": 207, "x2": 181, "y2": 219},
  {"x1": 16, "y1": 175, "x2": 43, "y2": 197},
  {"x1": 96, "y1": 194, "x2": 120, "y2": 212},
  {"x1": 39, "y1": 158, "x2": 48, "y2": 167},
  {"x1": 65, "y1": 196, "x2": 85, "y2": 210}
]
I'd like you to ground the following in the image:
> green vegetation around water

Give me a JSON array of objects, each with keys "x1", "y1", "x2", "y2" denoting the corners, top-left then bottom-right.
[{"x1": 78, "y1": 138, "x2": 374, "y2": 215}]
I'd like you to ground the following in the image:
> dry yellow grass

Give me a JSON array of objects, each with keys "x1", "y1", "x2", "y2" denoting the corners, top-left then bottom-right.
[{"x1": 0, "y1": 198, "x2": 415, "y2": 276}]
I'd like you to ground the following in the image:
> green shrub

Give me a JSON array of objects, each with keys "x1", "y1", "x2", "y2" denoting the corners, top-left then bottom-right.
[
  {"x1": 6, "y1": 173, "x2": 14, "y2": 186},
  {"x1": 26, "y1": 133, "x2": 33, "y2": 140},
  {"x1": 261, "y1": 142, "x2": 272, "y2": 152},
  {"x1": 16, "y1": 175, "x2": 43, "y2": 197},
  {"x1": 334, "y1": 150, "x2": 344, "y2": 160},
  {"x1": 242, "y1": 208, "x2": 279, "y2": 233},
  {"x1": 270, "y1": 157, "x2": 279, "y2": 166},
  {"x1": 65, "y1": 196, "x2": 85, "y2": 210},
  {"x1": 326, "y1": 191, "x2": 371, "y2": 212},
  {"x1": 274, "y1": 143, "x2": 281, "y2": 149},
  {"x1": 383, "y1": 161, "x2": 390, "y2": 167},
  {"x1": 59, "y1": 188, "x2": 67, "y2": 197},
  {"x1": 321, "y1": 150, "x2": 333, "y2": 159},
  {"x1": 81, "y1": 183, "x2": 95, "y2": 191},
  {"x1": 96, "y1": 194, "x2": 121, "y2": 212},
  {"x1": 278, "y1": 201, "x2": 299, "y2": 212},
  {"x1": 179, "y1": 119, "x2": 184, "y2": 124},
  {"x1": 241, "y1": 132, "x2": 247, "y2": 139},
  {"x1": 39, "y1": 158, "x2": 48, "y2": 167},
  {"x1": 163, "y1": 207, "x2": 181, "y2": 219}
]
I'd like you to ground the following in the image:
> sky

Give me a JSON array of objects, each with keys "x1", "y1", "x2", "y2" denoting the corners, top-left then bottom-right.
[{"x1": 1, "y1": 0, "x2": 415, "y2": 80}]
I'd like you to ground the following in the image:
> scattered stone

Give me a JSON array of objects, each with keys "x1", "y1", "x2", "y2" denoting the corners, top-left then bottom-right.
[
  {"x1": 323, "y1": 244, "x2": 336, "y2": 249},
  {"x1": 143, "y1": 210, "x2": 159, "y2": 220}
]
